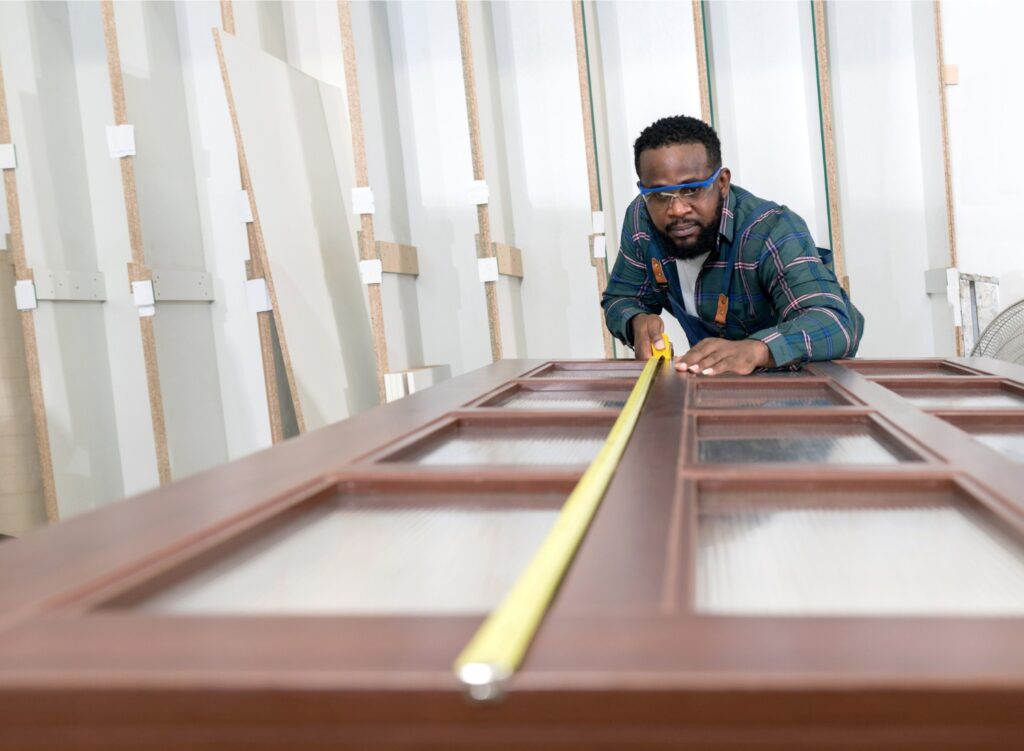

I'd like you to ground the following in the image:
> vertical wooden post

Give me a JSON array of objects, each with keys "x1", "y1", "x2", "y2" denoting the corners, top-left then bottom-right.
[
  {"x1": 219, "y1": 1, "x2": 288, "y2": 442},
  {"x1": 572, "y1": 1, "x2": 613, "y2": 359},
  {"x1": 100, "y1": 0, "x2": 172, "y2": 484},
  {"x1": 456, "y1": 0, "x2": 502, "y2": 363},
  {"x1": 338, "y1": 0, "x2": 389, "y2": 402},
  {"x1": 811, "y1": 0, "x2": 849, "y2": 292},
  {"x1": 0, "y1": 59, "x2": 58, "y2": 522}
]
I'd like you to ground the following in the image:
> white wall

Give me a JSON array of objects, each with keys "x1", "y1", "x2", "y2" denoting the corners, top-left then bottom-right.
[
  {"x1": 942, "y1": 0, "x2": 1024, "y2": 314},
  {"x1": 709, "y1": 0, "x2": 829, "y2": 245},
  {"x1": 829, "y1": 0, "x2": 948, "y2": 357}
]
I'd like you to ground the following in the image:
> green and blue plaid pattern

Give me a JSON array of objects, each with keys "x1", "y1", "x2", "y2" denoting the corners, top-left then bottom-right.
[{"x1": 602, "y1": 185, "x2": 864, "y2": 367}]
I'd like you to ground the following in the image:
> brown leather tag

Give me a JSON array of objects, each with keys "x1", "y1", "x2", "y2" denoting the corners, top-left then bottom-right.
[
  {"x1": 715, "y1": 293, "x2": 728, "y2": 325},
  {"x1": 651, "y1": 258, "x2": 668, "y2": 285}
]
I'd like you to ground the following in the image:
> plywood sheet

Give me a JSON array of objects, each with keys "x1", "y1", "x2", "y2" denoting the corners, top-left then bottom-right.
[{"x1": 220, "y1": 31, "x2": 377, "y2": 429}]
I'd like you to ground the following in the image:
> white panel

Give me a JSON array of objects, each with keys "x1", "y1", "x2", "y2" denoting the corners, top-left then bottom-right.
[
  {"x1": 484, "y1": 1, "x2": 600, "y2": 360},
  {"x1": 942, "y1": 0, "x2": 1024, "y2": 314},
  {"x1": 829, "y1": 1, "x2": 944, "y2": 356},
  {"x1": 114, "y1": 0, "x2": 230, "y2": 477},
  {"x1": 708, "y1": 1, "x2": 828, "y2": 246},
  {"x1": 349, "y1": 1, "x2": 425, "y2": 375},
  {"x1": 176, "y1": 2, "x2": 273, "y2": 457},
  {"x1": 220, "y1": 32, "x2": 378, "y2": 430},
  {"x1": 387, "y1": 1, "x2": 490, "y2": 376},
  {"x1": 66, "y1": 0, "x2": 160, "y2": 498},
  {"x1": 1, "y1": 0, "x2": 138, "y2": 515}
]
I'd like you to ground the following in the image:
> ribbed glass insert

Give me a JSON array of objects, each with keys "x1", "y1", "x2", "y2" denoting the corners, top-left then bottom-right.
[
  {"x1": 697, "y1": 422, "x2": 916, "y2": 464},
  {"x1": 889, "y1": 388, "x2": 1024, "y2": 410},
  {"x1": 395, "y1": 424, "x2": 608, "y2": 466},
  {"x1": 974, "y1": 432, "x2": 1024, "y2": 462},
  {"x1": 135, "y1": 505, "x2": 558, "y2": 615},
  {"x1": 694, "y1": 384, "x2": 843, "y2": 408},
  {"x1": 534, "y1": 367, "x2": 643, "y2": 380},
  {"x1": 697, "y1": 490, "x2": 1024, "y2": 615},
  {"x1": 491, "y1": 389, "x2": 628, "y2": 410},
  {"x1": 846, "y1": 362, "x2": 972, "y2": 377}
]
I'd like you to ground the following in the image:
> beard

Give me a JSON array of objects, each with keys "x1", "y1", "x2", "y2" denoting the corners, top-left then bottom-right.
[{"x1": 659, "y1": 192, "x2": 724, "y2": 260}]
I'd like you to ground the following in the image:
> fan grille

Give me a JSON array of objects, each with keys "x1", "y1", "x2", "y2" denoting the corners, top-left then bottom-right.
[{"x1": 971, "y1": 299, "x2": 1024, "y2": 363}]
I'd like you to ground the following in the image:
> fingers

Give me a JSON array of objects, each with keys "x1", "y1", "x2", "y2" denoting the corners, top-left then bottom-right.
[
  {"x1": 673, "y1": 339, "x2": 761, "y2": 376},
  {"x1": 675, "y1": 338, "x2": 724, "y2": 373},
  {"x1": 632, "y1": 315, "x2": 664, "y2": 360}
]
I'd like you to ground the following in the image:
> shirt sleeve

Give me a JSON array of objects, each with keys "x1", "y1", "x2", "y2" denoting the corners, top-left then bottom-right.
[
  {"x1": 747, "y1": 211, "x2": 864, "y2": 366},
  {"x1": 601, "y1": 205, "x2": 664, "y2": 346}
]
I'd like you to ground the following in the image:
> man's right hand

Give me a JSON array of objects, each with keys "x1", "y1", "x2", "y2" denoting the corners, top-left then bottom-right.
[{"x1": 630, "y1": 313, "x2": 667, "y2": 359}]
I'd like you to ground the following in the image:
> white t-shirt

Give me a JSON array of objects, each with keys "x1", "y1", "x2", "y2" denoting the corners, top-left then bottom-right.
[{"x1": 672, "y1": 252, "x2": 711, "y2": 316}]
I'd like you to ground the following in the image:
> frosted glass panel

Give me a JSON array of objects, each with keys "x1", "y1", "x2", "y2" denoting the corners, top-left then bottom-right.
[
  {"x1": 891, "y1": 388, "x2": 1024, "y2": 410},
  {"x1": 137, "y1": 505, "x2": 557, "y2": 615},
  {"x1": 974, "y1": 433, "x2": 1024, "y2": 463},
  {"x1": 698, "y1": 494, "x2": 1024, "y2": 615},
  {"x1": 533, "y1": 367, "x2": 642, "y2": 380},
  {"x1": 395, "y1": 425, "x2": 608, "y2": 466},
  {"x1": 490, "y1": 389, "x2": 628, "y2": 410},
  {"x1": 698, "y1": 423, "x2": 915, "y2": 464},
  {"x1": 694, "y1": 384, "x2": 843, "y2": 408}
]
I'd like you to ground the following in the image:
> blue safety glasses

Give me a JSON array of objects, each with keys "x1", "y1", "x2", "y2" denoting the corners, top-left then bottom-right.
[{"x1": 638, "y1": 166, "x2": 723, "y2": 209}]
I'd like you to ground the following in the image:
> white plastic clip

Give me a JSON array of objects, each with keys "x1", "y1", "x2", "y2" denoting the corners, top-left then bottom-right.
[
  {"x1": 592, "y1": 235, "x2": 607, "y2": 259},
  {"x1": 478, "y1": 257, "x2": 499, "y2": 283},
  {"x1": 245, "y1": 278, "x2": 272, "y2": 313},
  {"x1": 359, "y1": 259, "x2": 383, "y2": 285},
  {"x1": 106, "y1": 125, "x2": 136, "y2": 158},
  {"x1": 0, "y1": 144, "x2": 16, "y2": 170},
  {"x1": 131, "y1": 280, "x2": 155, "y2": 317},
  {"x1": 239, "y1": 190, "x2": 254, "y2": 223},
  {"x1": 467, "y1": 179, "x2": 490, "y2": 206},
  {"x1": 352, "y1": 187, "x2": 376, "y2": 215},
  {"x1": 14, "y1": 279, "x2": 37, "y2": 311}
]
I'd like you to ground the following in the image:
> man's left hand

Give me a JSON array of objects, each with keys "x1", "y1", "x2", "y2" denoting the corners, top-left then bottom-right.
[{"x1": 674, "y1": 338, "x2": 773, "y2": 376}]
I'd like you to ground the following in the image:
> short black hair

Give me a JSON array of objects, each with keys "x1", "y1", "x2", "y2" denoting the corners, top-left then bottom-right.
[{"x1": 633, "y1": 115, "x2": 721, "y2": 175}]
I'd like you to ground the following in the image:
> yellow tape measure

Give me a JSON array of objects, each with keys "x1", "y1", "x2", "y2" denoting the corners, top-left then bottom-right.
[{"x1": 454, "y1": 334, "x2": 673, "y2": 702}]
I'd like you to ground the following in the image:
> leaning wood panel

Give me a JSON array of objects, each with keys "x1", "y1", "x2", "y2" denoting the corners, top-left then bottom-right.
[
  {"x1": 217, "y1": 30, "x2": 378, "y2": 431},
  {"x1": 220, "y1": 0, "x2": 289, "y2": 444}
]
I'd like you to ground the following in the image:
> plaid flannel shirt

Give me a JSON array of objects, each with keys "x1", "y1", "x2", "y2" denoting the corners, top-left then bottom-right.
[{"x1": 601, "y1": 185, "x2": 864, "y2": 367}]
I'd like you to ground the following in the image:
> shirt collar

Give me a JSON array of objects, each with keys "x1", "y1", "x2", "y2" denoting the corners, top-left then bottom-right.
[{"x1": 719, "y1": 187, "x2": 736, "y2": 244}]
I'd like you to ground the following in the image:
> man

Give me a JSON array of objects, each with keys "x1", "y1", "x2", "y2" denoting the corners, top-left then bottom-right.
[{"x1": 602, "y1": 115, "x2": 863, "y2": 375}]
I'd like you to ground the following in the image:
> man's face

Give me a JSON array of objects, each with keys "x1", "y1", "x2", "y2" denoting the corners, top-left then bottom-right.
[{"x1": 637, "y1": 143, "x2": 730, "y2": 259}]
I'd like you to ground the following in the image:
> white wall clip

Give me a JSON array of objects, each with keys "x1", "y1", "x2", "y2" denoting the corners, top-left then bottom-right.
[
  {"x1": 0, "y1": 144, "x2": 16, "y2": 170},
  {"x1": 239, "y1": 190, "x2": 254, "y2": 223},
  {"x1": 478, "y1": 257, "x2": 499, "y2": 283},
  {"x1": 14, "y1": 279, "x2": 37, "y2": 311},
  {"x1": 359, "y1": 259, "x2": 383, "y2": 285},
  {"x1": 592, "y1": 235, "x2": 607, "y2": 259},
  {"x1": 245, "y1": 278, "x2": 272, "y2": 313},
  {"x1": 106, "y1": 125, "x2": 136, "y2": 158},
  {"x1": 131, "y1": 279, "x2": 155, "y2": 317},
  {"x1": 467, "y1": 179, "x2": 490, "y2": 206},
  {"x1": 352, "y1": 186, "x2": 375, "y2": 215}
]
